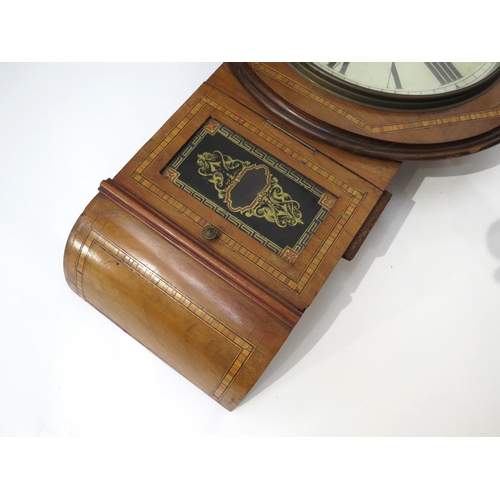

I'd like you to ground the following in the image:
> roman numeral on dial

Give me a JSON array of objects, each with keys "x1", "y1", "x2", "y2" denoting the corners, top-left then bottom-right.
[
  {"x1": 425, "y1": 62, "x2": 463, "y2": 85},
  {"x1": 326, "y1": 62, "x2": 350, "y2": 75},
  {"x1": 388, "y1": 63, "x2": 402, "y2": 89}
]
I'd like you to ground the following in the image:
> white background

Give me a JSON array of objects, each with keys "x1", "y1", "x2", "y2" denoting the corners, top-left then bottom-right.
[{"x1": 1, "y1": 63, "x2": 500, "y2": 439}]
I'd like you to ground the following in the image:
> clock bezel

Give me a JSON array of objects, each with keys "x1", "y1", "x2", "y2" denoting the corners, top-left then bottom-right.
[
  {"x1": 228, "y1": 62, "x2": 500, "y2": 162},
  {"x1": 289, "y1": 62, "x2": 500, "y2": 112}
]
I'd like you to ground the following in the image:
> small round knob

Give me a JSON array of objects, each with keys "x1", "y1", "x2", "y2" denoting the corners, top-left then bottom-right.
[{"x1": 202, "y1": 225, "x2": 218, "y2": 240}]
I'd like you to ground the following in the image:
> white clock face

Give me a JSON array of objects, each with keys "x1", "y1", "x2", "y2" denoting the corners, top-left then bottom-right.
[
  {"x1": 290, "y1": 62, "x2": 500, "y2": 110},
  {"x1": 312, "y1": 62, "x2": 500, "y2": 95}
]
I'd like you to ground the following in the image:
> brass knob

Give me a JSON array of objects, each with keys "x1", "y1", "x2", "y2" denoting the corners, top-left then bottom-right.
[{"x1": 202, "y1": 225, "x2": 218, "y2": 240}]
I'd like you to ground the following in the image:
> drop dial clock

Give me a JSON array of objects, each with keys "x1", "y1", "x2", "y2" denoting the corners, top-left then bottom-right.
[{"x1": 64, "y1": 62, "x2": 500, "y2": 411}]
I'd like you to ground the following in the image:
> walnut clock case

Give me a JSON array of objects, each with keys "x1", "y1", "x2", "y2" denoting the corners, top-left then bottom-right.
[{"x1": 64, "y1": 63, "x2": 500, "y2": 411}]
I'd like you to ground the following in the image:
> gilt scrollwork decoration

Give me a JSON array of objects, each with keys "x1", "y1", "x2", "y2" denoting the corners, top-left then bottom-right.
[{"x1": 196, "y1": 150, "x2": 304, "y2": 228}]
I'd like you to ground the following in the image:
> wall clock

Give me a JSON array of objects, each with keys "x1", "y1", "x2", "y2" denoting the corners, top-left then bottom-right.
[{"x1": 64, "y1": 63, "x2": 500, "y2": 410}]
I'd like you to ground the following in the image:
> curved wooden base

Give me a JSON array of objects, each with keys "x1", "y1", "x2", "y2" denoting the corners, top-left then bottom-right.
[{"x1": 64, "y1": 188, "x2": 296, "y2": 411}]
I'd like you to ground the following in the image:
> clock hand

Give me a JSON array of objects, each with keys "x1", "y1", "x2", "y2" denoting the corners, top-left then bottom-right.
[
  {"x1": 388, "y1": 63, "x2": 402, "y2": 89},
  {"x1": 326, "y1": 62, "x2": 350, "y2": 75}
]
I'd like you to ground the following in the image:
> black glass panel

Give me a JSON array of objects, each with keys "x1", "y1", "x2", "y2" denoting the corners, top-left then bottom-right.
[{"x1": 161, "y1": 119, "x2": 335, "y2": 262}]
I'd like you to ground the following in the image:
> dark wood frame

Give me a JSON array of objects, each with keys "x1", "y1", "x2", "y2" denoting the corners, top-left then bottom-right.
[{"x1": 228, "y1": 62, "x2": 500, "y2": 162}]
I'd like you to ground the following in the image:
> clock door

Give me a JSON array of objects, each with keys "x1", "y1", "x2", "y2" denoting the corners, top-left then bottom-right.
[{"x1": 114, "y1": 83, "x2": 384, "y2": 310}]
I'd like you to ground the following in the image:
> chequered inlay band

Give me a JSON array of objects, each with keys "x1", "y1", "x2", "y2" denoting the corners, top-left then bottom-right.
[{"x1": 76, "y1": 228, "x2": 255, "y2": 401}]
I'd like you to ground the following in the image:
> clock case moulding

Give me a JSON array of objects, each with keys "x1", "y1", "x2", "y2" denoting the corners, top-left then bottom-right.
[
  {"x1": 63, "y1": 62, "x2": 500, "y2": 410},
  {"x1": 230, "y1": 62, "x2": 500, "y2": 161}
]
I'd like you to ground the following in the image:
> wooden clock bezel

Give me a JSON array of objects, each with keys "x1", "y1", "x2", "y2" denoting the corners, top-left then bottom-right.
[{"x1": 228, "y1": 62, "x2": 500, "y2": 161}]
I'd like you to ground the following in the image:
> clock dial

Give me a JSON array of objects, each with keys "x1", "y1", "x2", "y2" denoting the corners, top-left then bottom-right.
[{"x1": 290, "y1": 62, "x2": 500, "y2": 110}]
